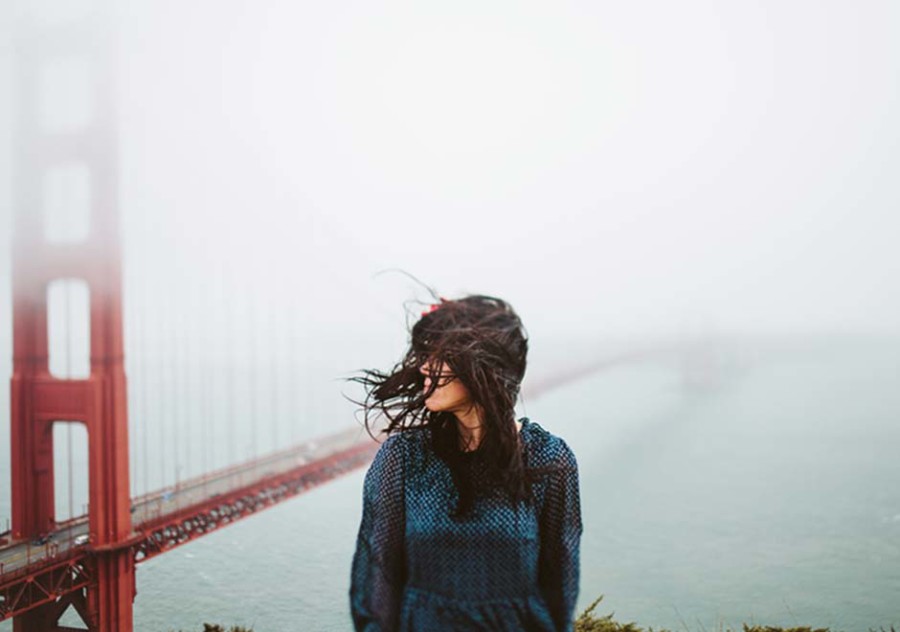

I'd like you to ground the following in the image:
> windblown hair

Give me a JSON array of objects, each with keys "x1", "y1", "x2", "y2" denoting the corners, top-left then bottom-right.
[{"x1": 349, "y1": 294, "x2": 530, "y2": 516}]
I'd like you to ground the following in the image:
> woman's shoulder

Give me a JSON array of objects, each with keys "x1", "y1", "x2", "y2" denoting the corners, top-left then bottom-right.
[
  {"x1": 520, "y1": 417, "x2": 578, "y2": 470},
  {"x1": 366, "y1": 427, "x2": 433, "y2": 484}
]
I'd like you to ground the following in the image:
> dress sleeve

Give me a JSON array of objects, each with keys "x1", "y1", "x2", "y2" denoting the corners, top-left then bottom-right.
[
  {"x1": 350, "y1": 434, "x2": 407, "y2": 632},
  {"x1": 538, "y1": 439, "x2": 583, "y2": 632}
]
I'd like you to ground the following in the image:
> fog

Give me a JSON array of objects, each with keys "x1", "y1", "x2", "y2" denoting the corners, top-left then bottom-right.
[
  {"x1": 3, "y1": 0, "x2": 899, "y2": 350},
  {"x1": 1, "y1": 3, "x2": 900, "y2": 628}
]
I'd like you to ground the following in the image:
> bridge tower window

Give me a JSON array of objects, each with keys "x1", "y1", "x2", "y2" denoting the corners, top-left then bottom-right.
[{"x1": 47, "y1": 278, "x2": 91, "y2": 379}]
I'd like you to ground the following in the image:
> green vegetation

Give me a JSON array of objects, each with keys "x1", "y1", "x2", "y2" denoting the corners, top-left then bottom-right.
[
  {"x1": 574, "y1": 595, "x2": 897, "y2": 632},
  {"x1": 172, "y1": 626, "x2": 253, "y2": 632},
  {"x1": 175, "y1": 599, "x2": 898, "y2": 631}
]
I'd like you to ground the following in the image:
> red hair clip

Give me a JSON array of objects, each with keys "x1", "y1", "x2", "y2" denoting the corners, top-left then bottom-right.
[{"x1": 420, "y1": 297, "x2": 447, "y2": 317}]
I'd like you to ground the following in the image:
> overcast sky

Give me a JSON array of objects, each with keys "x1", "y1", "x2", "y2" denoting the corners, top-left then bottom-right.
[{"x1": 1, "y1": 0, "x2": 899, "y2": 356}]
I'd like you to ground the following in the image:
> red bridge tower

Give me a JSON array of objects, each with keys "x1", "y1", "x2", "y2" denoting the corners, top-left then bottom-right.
[{"x1": 11, "y1": 4, "x2": 135, "y2": 630}]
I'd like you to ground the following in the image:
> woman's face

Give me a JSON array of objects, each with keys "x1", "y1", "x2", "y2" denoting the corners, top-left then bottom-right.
[{"x1": 419, "y1": 359, "x2": 473, "y2": 413}]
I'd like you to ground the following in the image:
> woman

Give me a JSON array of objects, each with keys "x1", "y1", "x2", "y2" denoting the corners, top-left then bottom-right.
[{"x1": 349, "y1": 294, "x2": 582, "y2": 631}]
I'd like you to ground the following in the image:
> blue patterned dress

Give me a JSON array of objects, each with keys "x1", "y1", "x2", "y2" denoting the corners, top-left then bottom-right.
[{"x1": 350, "y1": 417, "x2": 582, "y2": 632}]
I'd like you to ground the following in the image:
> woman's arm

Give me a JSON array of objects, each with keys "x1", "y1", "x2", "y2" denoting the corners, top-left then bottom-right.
[
  {"x1": 538, "y1": 439, "x2": 583, "y2": 632},
  {"x1": 349, "y1": 435, "x2": 407, "y2": 632}
]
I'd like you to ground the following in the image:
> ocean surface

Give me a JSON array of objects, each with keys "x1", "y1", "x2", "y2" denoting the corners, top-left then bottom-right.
[{"x1": 3, "y1": 336, "x2": 899, "y2": 631}]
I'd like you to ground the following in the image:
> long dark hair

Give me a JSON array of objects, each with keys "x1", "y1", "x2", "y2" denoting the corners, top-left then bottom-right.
[{"x1": 348, "y1": 292, "x2": 530, "y2": 516}]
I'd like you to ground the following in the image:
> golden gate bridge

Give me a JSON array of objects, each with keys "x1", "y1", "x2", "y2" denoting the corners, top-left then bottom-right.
[{"x1": 0, "y1": 4, "x2": 721, "y2": 630}]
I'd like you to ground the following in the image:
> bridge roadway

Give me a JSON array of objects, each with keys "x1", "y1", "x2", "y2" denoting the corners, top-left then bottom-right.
[{"x1": 0, "y1": 425, "x2": 369, "y2": 576}]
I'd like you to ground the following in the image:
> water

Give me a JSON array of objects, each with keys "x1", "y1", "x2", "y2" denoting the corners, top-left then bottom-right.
[
  {"x1": 564, "y1": 339, "x2": 900, "y2": 630},
  {"x1": 4, "y1": 337, "x2": 900, "y2": 630}
]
